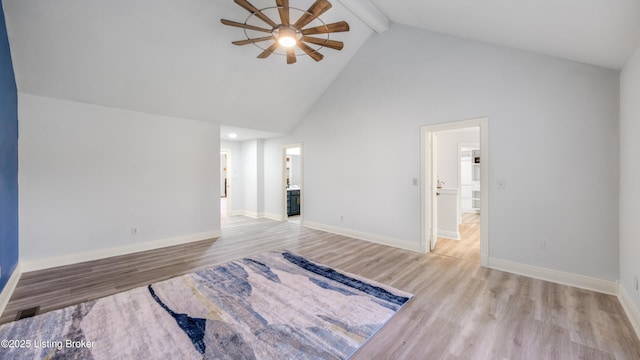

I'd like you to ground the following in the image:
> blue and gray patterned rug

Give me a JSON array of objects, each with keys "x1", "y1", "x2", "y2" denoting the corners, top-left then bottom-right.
[{"x1": 0, "y1": 251, "x2": 412, "y2": 359}]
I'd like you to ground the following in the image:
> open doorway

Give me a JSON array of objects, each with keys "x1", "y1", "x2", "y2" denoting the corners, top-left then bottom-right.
[
  {"x1": 283, "y1": 144, "x2": 303, "y2": 223},
  {"x1": 220, "y1": 150, "x2": 232, "y2": 221},
  {"x1": 421, "y1": 118, "x2": 489, "y2": 266},
  {"x1": 432, "y1": 132, "x2": 480, "y2": 262}
]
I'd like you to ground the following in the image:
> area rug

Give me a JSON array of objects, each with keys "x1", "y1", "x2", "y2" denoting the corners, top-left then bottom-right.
[{"x1": 0, "y1": 251, "x2": 413, "y2": 359}]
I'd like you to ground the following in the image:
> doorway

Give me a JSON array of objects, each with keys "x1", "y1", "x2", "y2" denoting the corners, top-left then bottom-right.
[
  {"x1": 421, "y1": 118, "x2": 489, "y2": 266},
  {"x1": 459, "y1": 144, "x2": 480, "y2": 214},
  {"x1": 220, "y1": 150, "x2": 232, "y2": 221},
  {"x1": 282, "y1": 144, "x2": 303, "y2": 223}
]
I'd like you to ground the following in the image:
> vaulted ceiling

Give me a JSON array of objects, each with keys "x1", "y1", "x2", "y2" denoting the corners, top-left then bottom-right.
[
  {"x1": 2, "y1": 0, "x2": 374, "y2": 134},
  {"x1": 370, "y1": 0, "x2": 640, "y2": 70},
  {"x1": 3, "y1": 0, "x2": 640, "y2": 135}
]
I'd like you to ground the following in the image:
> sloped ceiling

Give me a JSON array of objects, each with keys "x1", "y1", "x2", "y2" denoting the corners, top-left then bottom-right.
[
  {"x1": 369, "y1": 0, "x2": 640, "y2": 70},
  {"x1": 2, "y1": 0, "x2": 373, "y2": 133},
  {"x1": 3, "y1": 0, "x2": 640, "y2": 135}
]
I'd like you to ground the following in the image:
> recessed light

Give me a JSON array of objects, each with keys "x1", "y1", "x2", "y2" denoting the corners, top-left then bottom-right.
[{"x1": 228, "y1": 133, "x2": 238, "y2": 139}]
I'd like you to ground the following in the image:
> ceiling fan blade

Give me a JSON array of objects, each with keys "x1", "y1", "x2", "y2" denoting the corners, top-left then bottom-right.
[
  {"x1": 276, "y1": 0, "x2": 290, "y2": 26},
  {"x1": 294, "y1": 0, "x2": 332, "y2": 29},
  {"x1": 257, "y1": 42, "x2": 280, "y2": 59},
  {"x1": 301, "y1": 21, "x2": 350, "y2": 35},
  {"x1": 297, "y1": 41, "x2": 324, "y2": 62},
  {"x1": 286, "y1": 47, "x2": 297, "y2": 64},
  {"x1": 234, "y1": 0, "x2": 278, "y2": 28},
  {"x1": 301, "y1": 36, "x2": 343, "y2": 50},
  {"x1": 232, "y1": 36, "x2": 274, "y2": 46},
  {"x1": 221, "y1": 19, "x2": 273, "y2": 34}
]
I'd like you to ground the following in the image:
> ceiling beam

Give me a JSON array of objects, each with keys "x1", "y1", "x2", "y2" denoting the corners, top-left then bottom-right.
[{"x1": 335, "y1": 0, "x2": 389, "y2": 33}]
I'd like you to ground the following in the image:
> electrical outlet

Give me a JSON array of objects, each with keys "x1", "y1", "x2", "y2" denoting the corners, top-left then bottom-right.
[
  {"x1": 537, "y1": 239, "x2": 546, "y2": 250},
  {"x1": 131, "y1": 227, "x2": 138, "y2": 236},
  {"x1": 635, "y1": 275, "x2": 638, "y2": 291},
  {"x1": 340, "y1": 215, "x2": 343, "y2": 222},
  {"x1": 497, "y1": 179, "x2": 506, "y2": 190}
]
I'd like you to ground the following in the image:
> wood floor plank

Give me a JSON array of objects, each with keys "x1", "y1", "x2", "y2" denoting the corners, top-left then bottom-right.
[{"x1": 2, "y1": 215, "x2": 640, "y2": 359}]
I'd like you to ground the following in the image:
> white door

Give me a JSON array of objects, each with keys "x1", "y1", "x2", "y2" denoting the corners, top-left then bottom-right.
[
  {"x1": 220, "y1": 153, "x2": 227, "y2": 197},
  {"x1": 430, "y1": 133, "x2": 439, "y2": 250},
  {"x1": 460, "y1": 154, "x2": 473, "y2": 210}
]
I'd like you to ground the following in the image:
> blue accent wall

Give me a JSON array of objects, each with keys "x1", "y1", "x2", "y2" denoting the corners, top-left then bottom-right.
[{"x1": 0, "y1": 2, "x2": 19, "y2": 291}]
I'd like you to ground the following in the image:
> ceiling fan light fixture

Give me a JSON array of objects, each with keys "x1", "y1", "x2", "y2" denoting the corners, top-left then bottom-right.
[
  {"x1": 221, "y1": 0, "x2": 350, "y2": 64},
  {"x1": 274, "y1": 26, "x2": 298, "y2": 48},
  {"x1": 278, "y1": 35, "x2": 297, "y2": 47}
]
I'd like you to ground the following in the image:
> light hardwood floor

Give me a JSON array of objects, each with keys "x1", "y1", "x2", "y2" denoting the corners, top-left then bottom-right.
[
  {"x1": 2, "y1": 216, "x2": 640, "y2": 359},
  {"x1": 432, "y1": 212, "x2": 481, "y2": 264}
]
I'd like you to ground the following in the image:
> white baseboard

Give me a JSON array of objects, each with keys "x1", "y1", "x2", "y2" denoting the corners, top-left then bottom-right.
[
  {"x1": 488, "y1": 257, "x2": 618, "y2": 295},
  {"x1": 618, "y1": 285, "x2": 640, "y2": 341},
  {"x1": 263, "y1": 212, "x2": 284, "y2": 221},
  {"x1": 480, "y1": 254, "x2": 489, "y2": 267},
  {"x1": 303, "y1": 221, "x2": 422, "y2": 252},
  {"x1": 438, "y1": 229, "x2": 460, "y2": 240},
  {"x1": 233, "y1": 210, "x2": 284, "y2": 222},
  {"x1": 20, "y1": 230, "x2": 222, "y2": 272},
  {"x1": 240, "y1": 210, "x2": 266, "y2": 219},
  {"x1": 0, "y1": 264, "x2": 22, "y2": 317}
]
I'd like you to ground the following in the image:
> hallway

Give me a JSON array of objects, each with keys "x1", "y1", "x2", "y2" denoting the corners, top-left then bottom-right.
[{"x1": 432, "y1": 212, "x2": 480, "y2": 263}]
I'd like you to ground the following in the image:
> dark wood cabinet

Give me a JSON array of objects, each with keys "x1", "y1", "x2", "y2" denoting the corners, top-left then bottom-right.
[{"x1": 287, "y1": 190, "x2": 300, "y2": 216}]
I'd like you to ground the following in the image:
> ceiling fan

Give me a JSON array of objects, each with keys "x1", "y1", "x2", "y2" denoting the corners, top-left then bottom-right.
[{"x1": 221, "y1": 0, "x2": 350, "y2": 64}]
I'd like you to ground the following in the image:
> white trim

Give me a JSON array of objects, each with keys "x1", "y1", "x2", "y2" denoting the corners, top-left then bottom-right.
[
  {"x1": 618, "y1": 285, "x2": 640, "y2": 341},
  {"x1": 480, "y1": 254, "x2": 489, "y2": 266},
  {"x1": 0, "y1": 264, "x2": 22, "y2": 317},
  {"x1": 263, "y1": 212, "x2": 284, "y2": 221},
  {"x1": 335, "y1": 0, "x2": 389, "y2": 33},
  {"x1": 424, "y1": 118, "x2": 485, "y2": 132},
  {"x1": 479, "y1": 118, "x2": 489, "y2": 267},
  {"x1": 488, "y1": 257, "x2": 618, "y2": 295},
  {"x1": 437, "y1": 230, "x2": 460, "y2": 240},
  {"x1": 231, "y1": 210, "x2": 283, "y2": 221},
  {"x1": 220, "y1": 149, "x2": 233, "y2": 218},
  {"x1": 20, "y1": 230, "x2": 221, "y2": 272},
  {"x1": 241, "y1": 210, "x2": 265, "y2": 219},
  {"x1": 458, "y1": 142, "x2": 480, "y2": 218},
  {"x1": 420, "y1": 127, "x2": 427, "y2": 253},
  {"x1": 303, "y1": 221, "x2": 422, "y2": 252}
]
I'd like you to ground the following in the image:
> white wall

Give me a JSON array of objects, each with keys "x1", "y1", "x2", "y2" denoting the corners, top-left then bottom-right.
[
  {"x1": 266, "y1": 23, "x2": 620, "y2": 281},
  {"x1": 221, "y1": 140, "x2": 243, "y2": 215},
  {"x1": 289, "y1": 154, "x2": 301, "y2": 186},
  {"x1": 238, "y1": 139, "x2": 265, "y2": 217},
  {"x1": 620, "y1": 47, "x2": 640, "y2": 309},
  {"x1": 256, "y1": 139, "x2": 264, "y2": 215},
  {"x1": 241, "y1": 140, "x2": 257, "y2": 214},
  {"x1": 264, "y1": 139, "x2": 286, "y2": 219},
  {"x1": 436, "y1": 129, "x2": 480, "y2": 188},
  {"x1": 19, "y1": 94, "x2": 220, "y2": 265}
]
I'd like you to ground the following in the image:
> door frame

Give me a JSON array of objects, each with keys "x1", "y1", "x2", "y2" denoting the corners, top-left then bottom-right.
[
  {"x1": 220, "y1": 149, "x2": 232, "y2": 217},
  {"x1": 420, "y1": 117, "x2": 489, "y2": 266},
  {"x1": 282, "y1": 143, "x2": 303, "y2": 222},
  {"x1": 458, "y1": 142, "x2": 480, "y2": 216},
  {"x1": 429, "y1": 132, "x2": 439, "y2": 250}
]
